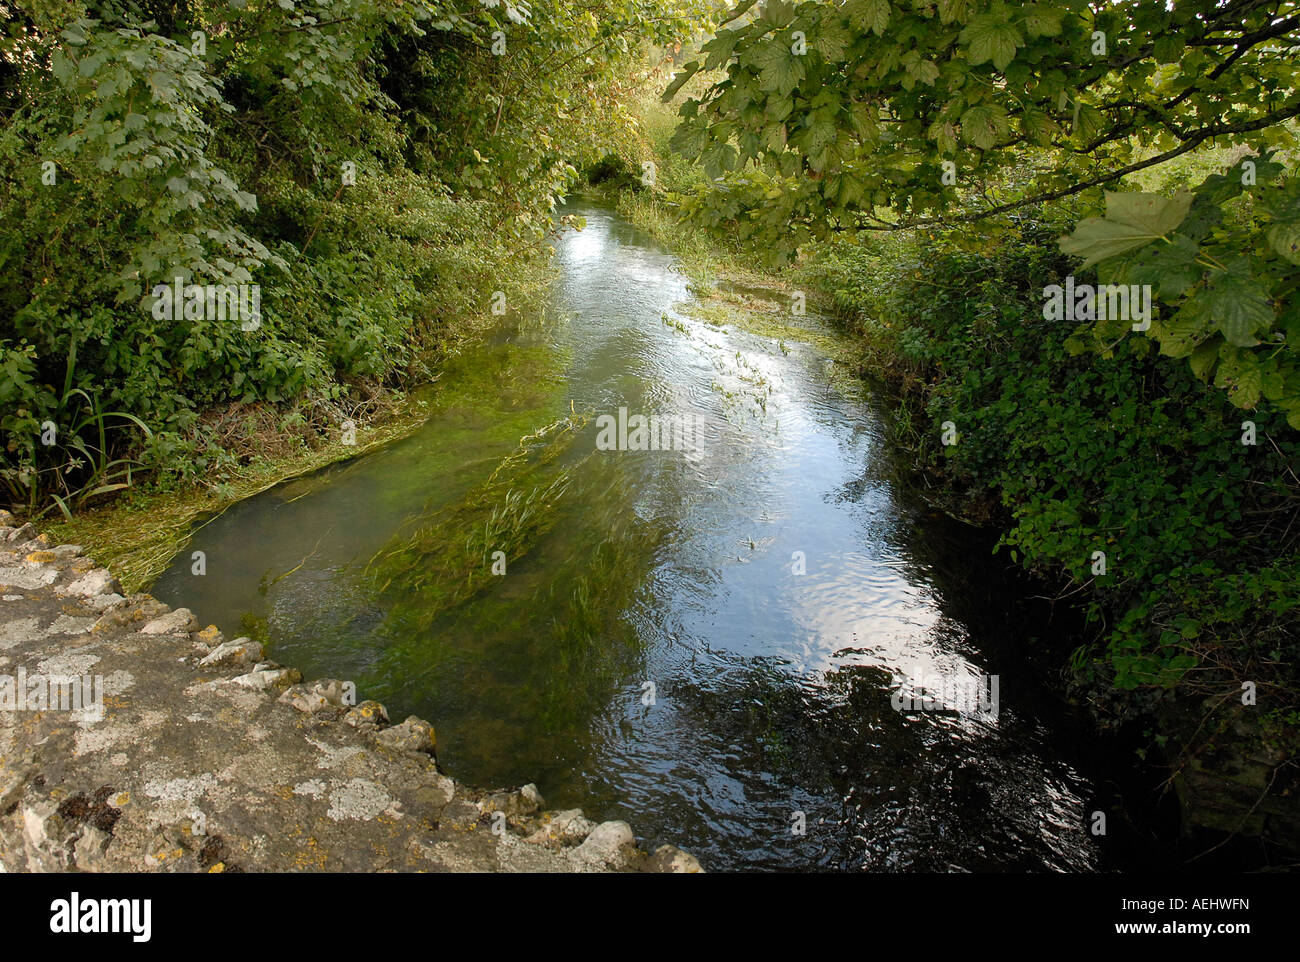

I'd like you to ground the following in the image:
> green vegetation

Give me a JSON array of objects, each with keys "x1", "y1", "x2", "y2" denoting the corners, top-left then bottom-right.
[
  {"x1": 580, "y1": 1, "x2": 1300, "y2": 835},
  {"x1": 805, "y1": 213, "x2": 1299, "y2": 747},
  {"x1": 1, "y1": 0, "x2": 707, "y2": 515},
  {"x1": 668, "y1": 0, "x2": 1300, "y2": 427},
  {"x1": 367, "y1": 409, "x2": 589, "y2": 625},
  {"x1": 368, "y1": 455, "x2": 664, "y2": 736},
  {"x1": 5, "y1": 0, "x2": 1298, "y2": 856}
]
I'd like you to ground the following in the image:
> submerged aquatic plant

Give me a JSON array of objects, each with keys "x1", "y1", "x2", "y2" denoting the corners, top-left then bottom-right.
[
  {"x1": 365, "y1": 462, "x2": 668, "y2": 745},
  {"x1": 366, "y1": 411, "x2": 591, "y2": 625}
]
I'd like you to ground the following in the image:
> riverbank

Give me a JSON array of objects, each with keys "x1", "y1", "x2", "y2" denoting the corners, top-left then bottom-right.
[
  {"x1": 0, "y1": 512, "x2": 702, "y2": 873},
  {"x1": 801, "y1": 227, "x2": 1300, "y2": 865},
  {"x1": 43, "y1": 388, "x2": 437, "y2": 596},
  {"x1": 604, "y1": 166, "x2": 1300, "y2": 865}
]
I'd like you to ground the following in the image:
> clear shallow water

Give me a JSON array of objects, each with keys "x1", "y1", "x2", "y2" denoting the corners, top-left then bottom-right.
[{"x1": 154, "y1": 201, "x2": 1112, "y2": 871}]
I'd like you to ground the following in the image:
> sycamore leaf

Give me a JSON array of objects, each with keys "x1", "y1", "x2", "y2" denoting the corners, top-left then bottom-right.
[
  {"x1": 1282, "y1": 400, "x2": 1300, "y2": 430},
  {"x1": 851, "y1": 102, "x2": 881, "y2": 144},
  {"x1": 1103, "y1": 233, "x2": 1201, "y2": 298},
  {"x1": 1203, "y1": 265, "x2": 1273, "y2": 346},
  {"x1": 1154, "y1": 305, "x2": 1210, "y2": 358},
  {"x1": 760, "y1": 0, "x2": 796, "y2": 28},
  {"x1": 753, "y1": 43, "x2": 803, "y2": 94},
  {"x1": 662, "y1": 61, "x2": 700, "y2": 102},
  {"x1": 1019, "y1": 106, "x2": 1057, "y2": 146},
  {"x1": 1106, "y1": 191, "x2": 1194, "y2": 236},
  {"x1": 960, "y1": 103, "x2": 1010, "y2": 150},
  {"x1": 702, "y1": 30, "x2": 742, "y2": 71},
  {"x1": 51, "y1": 50, "x2": 75, "y2": 85},
  {"x1": 61, "y1": 20, "x2": 90, "y2": 45},
  {"x1": 938, "y1": 0, "x2": 971, "y2": 25},
  {"x1": 1262, "y1": 362, "x2": 1286, "y2": 401},
  {"x1": 960, "y1": 14, "x2": 1023, "y2": 71},
  {"x1": 1059, "y1": 192, "x2": 1194, "y2": 268},
  {"x1": 1074, "y1": 102, "x2": 1105, "y2": 143},
  {"x1": 928, "y1": 117, "x2": 958, "y2": 154},
  {"x1": 1153, "y1": 35, "x2": 1185, "y2": 63},
  {"x1": 1189, "y1": 336, "x2": 1221, "y2": 382},
  {"x1": 813, "y1": 18, "x2": 855, "y2": 60},
  {"x1": 906, "y1": 59, "x2": 942, "y2": 86},
  {"x1": 848, "y1": 0, "x2": 891, "y2": 36},
  {"x1": 1214, "y1": 350, "x2": 1262, "y2": 409},
  {"x1": 1021, "y1": 4, "x2": 1063, "y2": 38},
  {"x1": 1267, "y1": 220, "x2": 1300, "y2": 264},
  {"x1": 1060, "y1": 219, "x2": 1159, "y2": 267}
]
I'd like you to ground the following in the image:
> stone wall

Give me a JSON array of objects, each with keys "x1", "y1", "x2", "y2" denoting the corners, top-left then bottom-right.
[{"x1": 0, "y1": 512, "x2": 701, "y2": 873}]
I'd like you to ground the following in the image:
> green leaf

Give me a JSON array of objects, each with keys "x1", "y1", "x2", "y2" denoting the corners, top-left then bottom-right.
[
  {"x1": 960, "y1": 103, "x2": 1010, "y2": 150},
  {"x1": 960, "y1": 14, "x2": 1024, "y2": 72},
  {"x1": 1021, "y1": 4, "x2": 1063, "y2": 38},
  {"x1": 752, "y1": 43, "x2": 803, "y2": 94},
  {"x1": 1059, "y1": 192, "x2": 1193, "y2": 268},
  {"x1": 1073, "y1": 102, "x2": 1105, "y2": 143},
  {"x1": 1060, "y1": 218, "x2": 1160, "y2": 268},
  {"x1": 1154, "y1": 304, "x2": 1210, "y2": 358},
  {"x1": 905, "y1": 59, "x2": 942, "y2": 87},
  {"x1": 1153, "y1": 36, "x2": 1185, "y2": 63},
  {"x1": 1109, "y1": 233, "x2": 1201, "y2": 298},
  {"x1": 702, "y1": 30, "x2": 742, "y2": 71},
  {"x1": 61, "y1": 20, "x2": 90, "y2": 45},
  {"x1": 1261, "y1": 361, "x2": 1286, "y2": 401},
  {"x1": 1105, "y1": 191, "x2": 1195, "y2": 236},
  {"x1": 848, "y1": 0, "x2": 891, "y2": 37},
  {"x1": 813, "y1": 19, "x2": 855, "y2": 61},
  {"x1": 1214, "y1": 350, "x2": 1262, "y2": 409},
  {"x1": 927, "y1": 117, "x2": 957, "y2": 154},
  {"x1": 759, "y1": 0, "x2": 797, "y2": 28},
  {"x1": 937, "y1": 0, "x2": 971, "y2": 25},
  {"x1": 1019, "y1": 106, "x2": 1057, "y2": 146},
  {"x1": 1189, "y1": 336, "x2": 1221, "y2": 381},
  {"x1": 51, "y1": 50, "x2": 75, "y2": 85},
  {"x1": 661, "y1": 61, "x2": 700, "y2": 102},
  {"x1": 1267, "y1": 220, "x2": 1300, "y2": 264},
  {"x1": 1203, "y1": 266, "x2": 1273, "y2": 346}
]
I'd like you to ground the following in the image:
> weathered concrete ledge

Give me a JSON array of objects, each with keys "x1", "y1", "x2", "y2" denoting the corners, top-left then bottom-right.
[{"x1": 0, "y1": 512, "x2": 702, "y2": 873}]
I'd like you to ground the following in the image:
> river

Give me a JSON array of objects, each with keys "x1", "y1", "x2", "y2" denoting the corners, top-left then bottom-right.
[{"x1": 153, "y1": 200, "x2": 1123, "y2": 871}]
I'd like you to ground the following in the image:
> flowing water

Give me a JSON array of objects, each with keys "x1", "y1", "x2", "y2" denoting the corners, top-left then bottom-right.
[{"x1": 154, "y1": 201, "x2": 1123, "y2": 871}]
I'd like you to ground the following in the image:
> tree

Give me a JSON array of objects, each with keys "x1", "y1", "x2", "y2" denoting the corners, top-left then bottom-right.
[
  {"x1": 0, "y1": 0, "x2": 713, "y2": 511},
  {"x1": 667, "y1": 0, "x2": 1300, "y2": 424}
]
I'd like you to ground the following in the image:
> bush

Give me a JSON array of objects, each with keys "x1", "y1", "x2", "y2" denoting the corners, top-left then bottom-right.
[{"x1": 805, "y1": 213, "x2": 1300, "y2": 745}]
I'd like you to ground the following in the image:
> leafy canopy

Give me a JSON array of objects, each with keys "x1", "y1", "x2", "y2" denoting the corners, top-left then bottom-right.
[{"x1": 667, "y1": 0, "x2": 1300, "y2": 424}]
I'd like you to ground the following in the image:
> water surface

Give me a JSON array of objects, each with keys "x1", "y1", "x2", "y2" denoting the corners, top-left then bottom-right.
[{"x1": 155, "y1": 201, "x2": 1110, "y2": 871}]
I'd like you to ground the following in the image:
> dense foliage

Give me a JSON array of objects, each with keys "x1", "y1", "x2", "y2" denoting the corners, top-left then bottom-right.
[
  {"x1": 0, "y1": 0, "x2": 707, "y2": 513},
  {"x1": 2, "y1": 0, "x2": 1296, "y2": 839},
  {"x1": 799, "y1": 206, "x2": 1300, "y2": 770},
  {"x1": 667, "y1": 0, "x2": 1300, "y2": 427}
]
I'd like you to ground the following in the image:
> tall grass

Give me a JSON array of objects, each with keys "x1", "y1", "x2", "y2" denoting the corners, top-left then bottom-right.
[{"x1": 1, "y1": 341, "x2": 153, "y2": 520}]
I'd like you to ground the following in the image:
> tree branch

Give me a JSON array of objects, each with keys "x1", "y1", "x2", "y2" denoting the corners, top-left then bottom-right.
[{"x1": 856, "y1": 101, "x2": 1300, "y2": 233}]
